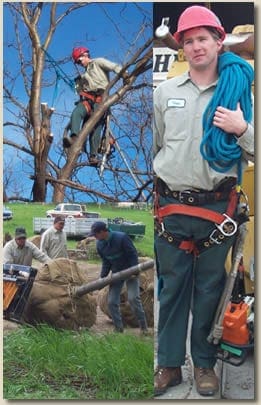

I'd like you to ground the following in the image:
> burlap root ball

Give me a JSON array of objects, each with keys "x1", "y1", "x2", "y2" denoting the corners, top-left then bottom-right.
[
  {"x1": 28, "y1": 235, "x2": 41, "y2": 248},
  {"x1": 23, "y1": 258, "x2": 97, "y2": 330},
  {"x1": 76, "y1": 237, "x2": 99, "y2": 260}
]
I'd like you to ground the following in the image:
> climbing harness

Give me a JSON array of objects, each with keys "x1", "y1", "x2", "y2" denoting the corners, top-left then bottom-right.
[
  {"x1": 79, "y1": 91, "x2": 104, "y2": 115},
  {"x1": 154, "y1": 177, "x2": 249, "y2": 256},
  {"x1": 200, "y1": 52, "x2": 254, "y2": 185}
]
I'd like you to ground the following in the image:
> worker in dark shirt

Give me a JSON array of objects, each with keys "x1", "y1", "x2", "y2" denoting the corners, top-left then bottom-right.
[{"x1": 89, "y1": 221, "x2": 148, "y2": 334}]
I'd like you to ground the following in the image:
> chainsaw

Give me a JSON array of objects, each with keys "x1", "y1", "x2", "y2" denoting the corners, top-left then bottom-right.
[{"x1": 216, "y1": 293, "x2": 254, "y2": 366}]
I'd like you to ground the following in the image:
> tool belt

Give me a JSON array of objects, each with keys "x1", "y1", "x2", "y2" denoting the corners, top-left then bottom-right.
[
  {"x1": 156, "y1": 177, "x2": 236, "y2": 205},
  {"x1": 154, "y1": 177, "x2": 241, "y2": 256},
  {"x1": 79, "y1": 91, "x2": 103, "y2": 114}
]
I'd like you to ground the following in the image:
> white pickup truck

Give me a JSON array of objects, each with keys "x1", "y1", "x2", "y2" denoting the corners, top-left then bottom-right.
[{"x1": 46, "y1": 203, "x2": 99, "y2": 219}]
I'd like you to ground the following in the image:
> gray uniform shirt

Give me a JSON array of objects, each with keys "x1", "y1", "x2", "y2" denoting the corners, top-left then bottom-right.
[
  {"x1": 75, "y1": 57, "x2": 122, "y2": 94},
  {"x1": 3, "y1": 239, "x2": 50, "y2": 266},
  {"x1": 153, "y1": 71, "x2": 254, "y2": 191},
  {"x1": 40, "y1": 226, "x2": 68, "y2": 259}
]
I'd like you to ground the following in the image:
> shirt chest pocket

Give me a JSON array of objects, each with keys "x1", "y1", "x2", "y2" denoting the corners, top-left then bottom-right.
[{"x1": 164, "y1": 105, "x2": 189, "y2": 141}]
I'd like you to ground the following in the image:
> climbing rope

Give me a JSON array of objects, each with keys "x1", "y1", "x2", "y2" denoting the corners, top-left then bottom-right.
[
  {"x1": 42, "y1": 47, "x2": 76, "y2": 107},
  {"x1": 200, "y1": 52, "x2": 254, "y2": 185}
]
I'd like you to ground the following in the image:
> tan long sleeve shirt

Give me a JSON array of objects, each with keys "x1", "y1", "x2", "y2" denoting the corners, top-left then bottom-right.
[
  {"x1": 75, "y1": 58, "x2": 122, "y2": 94},
  {"x1": 40, "y1": 226, "x2": 68, "y2": 259},
  {"x1": 3, "y1": 239, "x2": 50, "y2": 266},
  {"x1": 153, "y1": 71, "x2": 254, "y2": 191}
]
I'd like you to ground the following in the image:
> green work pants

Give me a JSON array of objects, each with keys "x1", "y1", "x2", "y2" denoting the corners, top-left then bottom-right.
[
  {"x1": 155, "y1": 195, "x2": 236, "y2": 369},
  {"x1": 70, "y1": 102, "x2": 104, "y2": 155}
]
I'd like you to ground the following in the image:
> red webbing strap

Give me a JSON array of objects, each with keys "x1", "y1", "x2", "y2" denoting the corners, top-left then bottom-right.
[
  {"x1": 80, "y1": 91, "x2": 96, "y2": 102},
  {"x1": 226, "y1": 188, "x2": 239, "y2": 217},
  {"x1": 157, "y1": 204, "x2": 226, "y2": 225},
  {"x1": 82, "y1": 100, "x2": 92, "y2": 114},
  {"x1": 80, "y1": 91, "x2": 103, "y2": 103},
  {"x1": 179, "y1": 240, "x2": 198, "y2": 255},
  {"x1": 157, "y1": 188, "x2": 239, "y2": 225}
]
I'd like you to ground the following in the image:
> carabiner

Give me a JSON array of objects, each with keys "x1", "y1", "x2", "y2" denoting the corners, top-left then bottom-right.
[{"x1": 216, "y1": 214, "x2": 238, "y2": 237}]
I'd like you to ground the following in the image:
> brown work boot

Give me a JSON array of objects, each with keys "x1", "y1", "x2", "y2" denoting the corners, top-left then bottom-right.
[
  {"x1": 194, "y1": 367, "x2": 219, "y2": 396},
  {"x1": 154, "y1": 366, "x2": 182, "y2": 396}
]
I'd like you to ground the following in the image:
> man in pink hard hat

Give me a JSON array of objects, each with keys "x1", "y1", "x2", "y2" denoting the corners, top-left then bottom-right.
[{"x1": 154, "y1": 5, "x2": 254, "y2": 398}]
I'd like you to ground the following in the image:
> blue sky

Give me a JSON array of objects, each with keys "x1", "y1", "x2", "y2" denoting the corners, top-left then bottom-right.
[{"x1": 3, "y1": 2, "x2": 153, "y2": 202}]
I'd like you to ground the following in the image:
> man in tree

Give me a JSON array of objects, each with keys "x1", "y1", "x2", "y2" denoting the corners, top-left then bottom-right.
[
  {"x1": 89, "y1": 221, "x2": 148, "y2": 334},
  {"x1": 63, "y1": 46, "x2": 129, "y2": 166}
]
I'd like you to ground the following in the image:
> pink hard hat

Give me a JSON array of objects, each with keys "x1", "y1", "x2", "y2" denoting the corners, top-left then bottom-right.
[{"x1": 173, "y1": 6, "x2": 226, "y2": 44}]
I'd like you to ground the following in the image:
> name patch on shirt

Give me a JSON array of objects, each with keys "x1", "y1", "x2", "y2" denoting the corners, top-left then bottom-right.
[{"x1": 167, "y1": 98, "x2": 186, "y2": 108}]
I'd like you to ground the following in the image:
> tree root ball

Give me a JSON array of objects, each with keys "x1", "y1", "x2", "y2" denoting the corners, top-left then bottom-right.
[{"x1": 23, "y1": 258, "x2": 97, "y2": 330}]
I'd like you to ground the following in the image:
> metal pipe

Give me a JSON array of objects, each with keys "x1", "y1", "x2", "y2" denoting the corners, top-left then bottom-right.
[{"x1": 71, "y1": 259, "x2": 154, "y2": 297}]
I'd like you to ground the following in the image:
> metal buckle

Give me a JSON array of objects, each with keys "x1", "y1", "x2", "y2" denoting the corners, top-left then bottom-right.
[
  {"x1": 157, "y1": 221, "x2": 165, "y2": 236},
  {"x1": 216, "y1": 214, "x2": 238, "y2": 236},
  {"x1": 209, "y1": 229, "x2": 222, "y2": 245},
  {"x1": 179, "y1": 191, "x2": 191, "y2": 204}
]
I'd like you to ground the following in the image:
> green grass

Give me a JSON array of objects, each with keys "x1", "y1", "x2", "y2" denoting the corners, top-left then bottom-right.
[
  {"x1": 3, "y1": 325, "x2": 154, "y2": 400},
  {"x1": 3, "y1": 203, "x2": 154, "y2": 257}
]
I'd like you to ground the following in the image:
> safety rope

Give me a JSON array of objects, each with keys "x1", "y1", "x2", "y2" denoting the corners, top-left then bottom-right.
[
  {"x1": 200, "y1": 52, "x2": 254, "y2": 185},
  {"x1": 42, "y1": 47, "x2": 76, "y2": 106}
]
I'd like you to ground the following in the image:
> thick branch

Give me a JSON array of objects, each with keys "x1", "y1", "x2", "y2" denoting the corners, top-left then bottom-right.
[{"x1": 31, "y1": 174, "x2": 118, "y2": 202}]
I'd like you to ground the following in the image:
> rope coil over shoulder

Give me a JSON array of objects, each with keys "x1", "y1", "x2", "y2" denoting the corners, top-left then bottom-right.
[{"x1": 200, "y1": 52, "x2": 254, "y2": 185}]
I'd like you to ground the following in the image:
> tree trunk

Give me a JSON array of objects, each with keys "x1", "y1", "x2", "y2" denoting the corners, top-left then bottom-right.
[
  {"x1": 32, "y1": 103, "x2": 54, "y2": 201},
  {"x1": 52, "y1": 101, "x2": 111, "y2": 202}
]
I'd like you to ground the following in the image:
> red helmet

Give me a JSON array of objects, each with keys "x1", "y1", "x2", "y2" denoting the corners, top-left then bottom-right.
[
  {"x1": 72, "y1": 47, "x2": 89, "y2": 63},
  {"x1": 173, "y1": 6, "x2": 226, "y2": 44}
]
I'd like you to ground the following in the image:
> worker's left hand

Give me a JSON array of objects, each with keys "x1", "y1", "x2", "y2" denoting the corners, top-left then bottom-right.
[{"x1": 213, "y1": 103, "x2": 248, "y2": 137}]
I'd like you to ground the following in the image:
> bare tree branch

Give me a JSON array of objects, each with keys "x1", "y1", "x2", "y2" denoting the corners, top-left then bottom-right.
[{"x1": 3, "y1": 3, "x2": 153, "y2": 203}]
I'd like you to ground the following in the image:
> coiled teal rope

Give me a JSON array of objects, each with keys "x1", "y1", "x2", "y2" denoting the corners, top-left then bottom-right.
[{"x1": 200, "y1": 52, "x2": 254, "y2": 184}]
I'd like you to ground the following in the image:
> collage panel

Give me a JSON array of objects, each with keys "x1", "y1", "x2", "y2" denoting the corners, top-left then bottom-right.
[
  {"x1": 153, "y1": 1, "x2": 254, "y2": 400},
  {"x1": 2, "y1": 1, "x2": 255, "y2": 402},
  {"x1": 3, "y1": 2, "x2": 154, "y2": 401}
]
